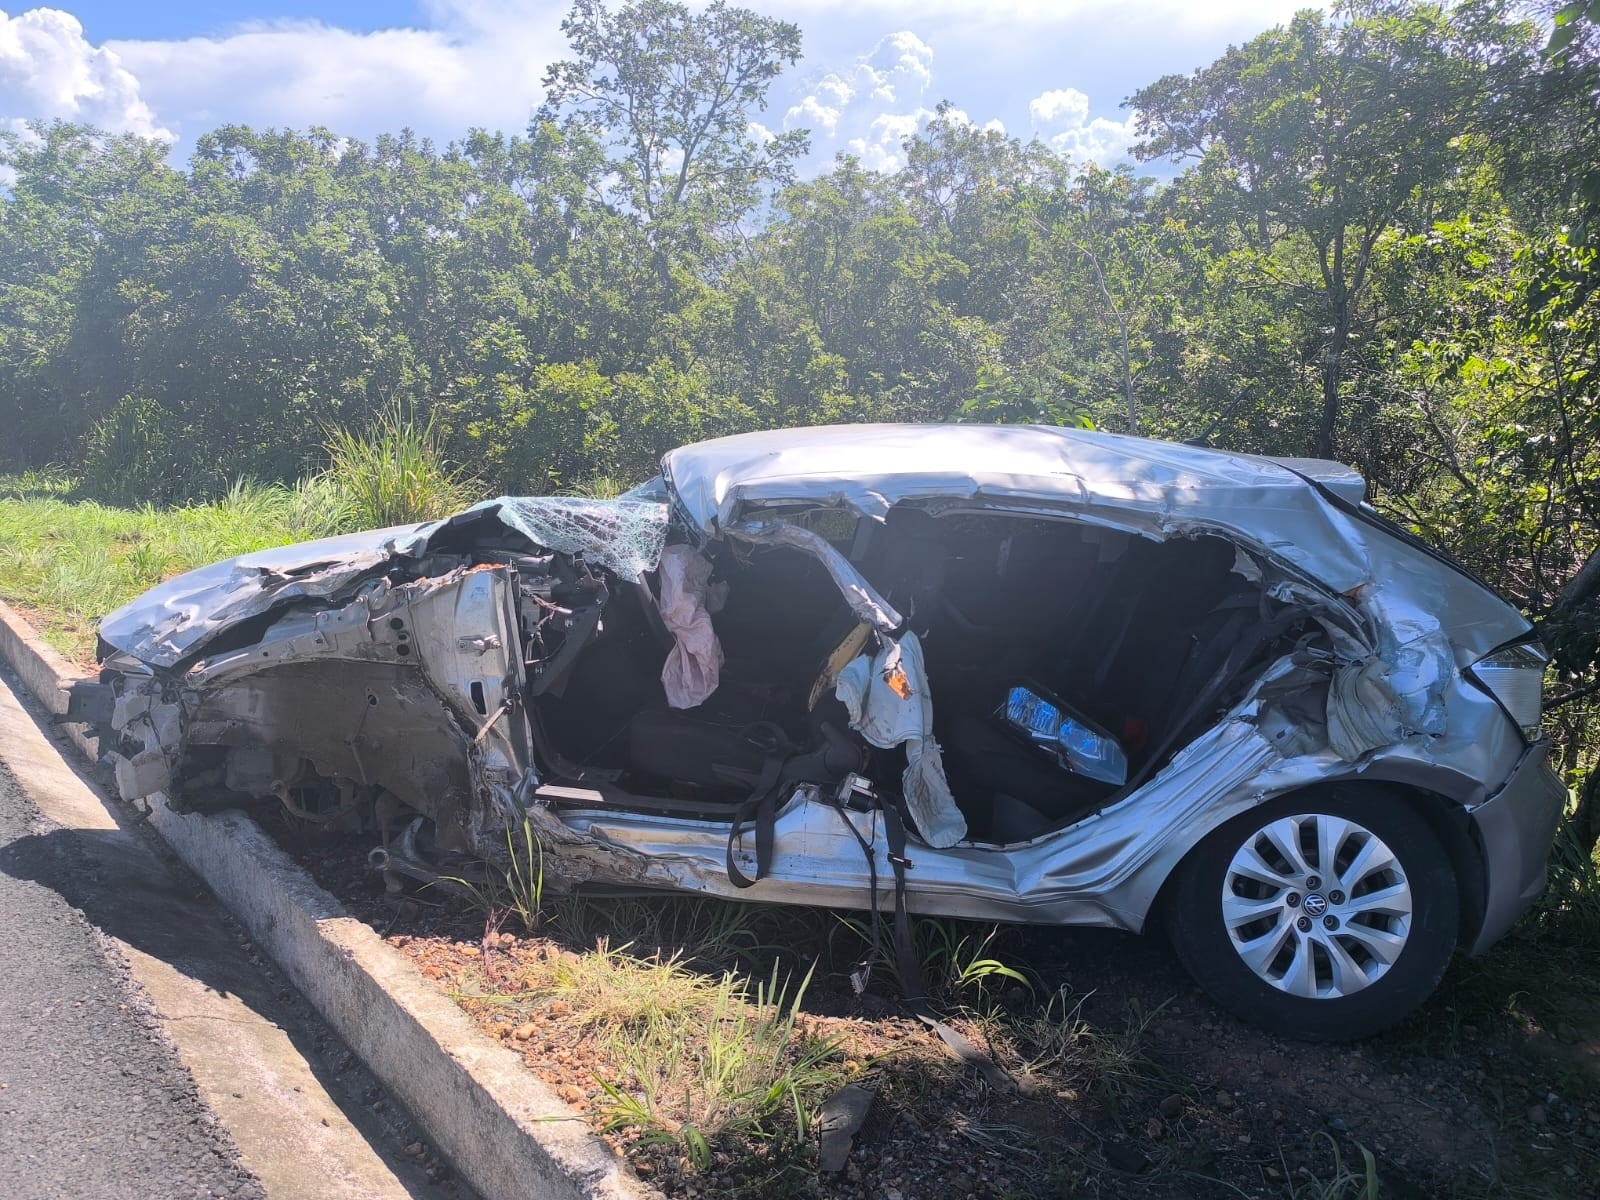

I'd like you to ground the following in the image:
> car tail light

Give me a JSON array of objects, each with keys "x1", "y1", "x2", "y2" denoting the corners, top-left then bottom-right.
[{"x1": 1467, "y1": 642, "x2": 1547, "y2": 741}]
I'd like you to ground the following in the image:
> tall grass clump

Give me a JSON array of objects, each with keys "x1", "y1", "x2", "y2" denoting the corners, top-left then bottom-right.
[
  {"x1": 318, "y1": 408, "x2": 482, "y2": 530},
  {"x1": 1537, "y1": 817, "x2": 1600, "y2": 947},
  {"x1": 594, "y1": 961, "x2": 845, "y2": 1170},
  {"x1": 80, "y1": 395, "x2": 223, "y2": 506}
]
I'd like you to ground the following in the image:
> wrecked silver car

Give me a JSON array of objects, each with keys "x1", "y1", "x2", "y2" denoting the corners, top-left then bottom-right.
[{"x1": 75, "y1": 424, "x2": 1566, "y2": 1040}]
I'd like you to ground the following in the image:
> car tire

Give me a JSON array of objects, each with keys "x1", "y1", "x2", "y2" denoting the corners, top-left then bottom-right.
[{"x1": 1165, "y1": 789, "x2": 1459, "y2": 1042}]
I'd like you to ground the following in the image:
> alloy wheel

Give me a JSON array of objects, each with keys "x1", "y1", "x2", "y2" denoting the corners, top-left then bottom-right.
[{"x1": 1221, "y1": 813, "x2": 1414, "y2": 1000}]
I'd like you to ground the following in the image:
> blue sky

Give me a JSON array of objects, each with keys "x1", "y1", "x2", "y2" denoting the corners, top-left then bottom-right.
[{"x1": 2, "y1": 1, "x2": 1320, "y2": 174}]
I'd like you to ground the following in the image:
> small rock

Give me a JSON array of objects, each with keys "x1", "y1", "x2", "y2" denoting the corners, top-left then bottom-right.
[
  {"x1": 1159, "y1": 1093, "x2": 1184, "y2": 1118},
  {"x1": 1216, "y1": 1090, "x2": 1235, "y2": 1110},
  {"x1": 547, "y1": 999, "x2": 573, "y2": 1017},
  {"x1": 557, "y1": 1084, "x2": 584, "y2": 1104},
  {"x1": 1327, "y1": 1117, "x2": 1348, "y2": 1133},
  {"x1": 1266, "y1": 1166, "x2": 1282, "y2": 1181},
  {"x1": 512, "y1": 1023, "x2": 537, "y2": 1041},
  {"x1": 1527, "y1": 1105, "x2": 1547, "y2": 1126},
  {"x1": 1146, "y1": 1117, "x2": 1163, "y2": 1140},
  {"x1": 884, "y1": 1189, "x2": 903, "y2": 1200},
  {"x1": 404, "y1": 1142, "x2": 424, "y2": 1158},
  {"x1": 418, "y1": 964, "x2": 443, "y2": 980}
]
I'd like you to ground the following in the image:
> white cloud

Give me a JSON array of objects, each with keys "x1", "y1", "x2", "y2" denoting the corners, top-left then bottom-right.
[
  {"x1": 860, "y1": 30, "x2": 932, "y2": 102},
  {"x1": 1029, "y1": 88, "x2": 1089, "y2": 128},
  {"x1": 847, "y1": 105, "x2": 932, "y2": 172},
  {"x1": 785, "y1": 93, "x2": 842, "y2": 136},
  {"x1": 786, "y1": 30, "x2": 1004, "y2": 173},
  {"x1": 0, "y1": 7, "x2": 171, "y2": 139},
  {"x1": 1028, "y1": 85, "x2": 1136, "y2": 166},
  {"x1": 107, "y1": 3, "x2": 568, "y2": 151},
  {"x1": 785, "y1": 29, "x2": 935, "y2": 136}
]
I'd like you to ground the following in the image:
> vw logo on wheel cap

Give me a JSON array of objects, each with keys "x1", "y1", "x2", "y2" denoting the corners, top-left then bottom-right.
[{"x1": 1302, "y1": 893, "x2": 1329, "y2": 918}]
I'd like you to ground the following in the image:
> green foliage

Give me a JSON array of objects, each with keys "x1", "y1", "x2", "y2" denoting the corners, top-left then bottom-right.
[
  {"x1": 82, "y1": 396, "x2": 204, "y2": 507},
  {"x1": 540, "y1": 0, "x2": 806, "y2": 250},
  {"x1": 319, "y1": 408, "x2": 483, "y2": 530},
  {"x1": 1290, "y1": 1133, "x2": 1381, "y2": 1200},
  {"x1": 445, "y1": 815, "x2": 548, "y2": 934},
  {"x1": 593, "y1": 960, "x2": 844, "y2": 1170}
]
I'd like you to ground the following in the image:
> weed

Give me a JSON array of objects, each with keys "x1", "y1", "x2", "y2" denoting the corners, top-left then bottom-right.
[
  {"x1": 1290, "y1": 1133, "x2": 1380, "y2": 1200},
  {"x1": 1009, "y1": 985, "x2": 1169, "y2": 1110},
  {"x1": 440, "y1": 815, "x2": 546, "y2": 934},
  {"x1": 594, "y1": 961, "x2": 846, "y2": 1170},
  {"x1": 831, "y1": 913, "x2": 1034, "y2": 1004},
  {"x1": 0, "y1": 464, "x2": 79, "y2": 500},
  {"x1": 1539, "y1": 821, "x2": 1600, "y2": 944},
  {"x1": 318, "y1": 406, "x2": 482, "y2": 530},
  {"x1": 552, "y1": 894, "x2": 800, "y2": 974}
]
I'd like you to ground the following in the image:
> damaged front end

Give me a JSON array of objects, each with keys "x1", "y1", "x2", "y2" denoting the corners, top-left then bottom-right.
[{"x1": 83, "y1": 498, "x2": 670, "y2": 871}]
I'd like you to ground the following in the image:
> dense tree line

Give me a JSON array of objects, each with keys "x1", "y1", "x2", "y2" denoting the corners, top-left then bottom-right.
[{"x1": 1, "y1": 0, "x2": 1597, "y2": 816}]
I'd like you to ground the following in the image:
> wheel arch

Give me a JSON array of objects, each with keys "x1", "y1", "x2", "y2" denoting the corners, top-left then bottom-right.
[{"x1": 1149, "y1": 778, "x2": 1488, "y2": 951}]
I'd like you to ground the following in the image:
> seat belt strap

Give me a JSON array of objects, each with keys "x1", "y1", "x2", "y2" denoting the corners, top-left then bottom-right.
[{"x1": 726, "y1": 753, "x2": 784, "y2": 889}]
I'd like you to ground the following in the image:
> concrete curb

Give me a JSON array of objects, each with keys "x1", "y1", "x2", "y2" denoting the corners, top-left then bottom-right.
[{"x1": 0, "y1": 600, "x2": 649, "y2": 1200}]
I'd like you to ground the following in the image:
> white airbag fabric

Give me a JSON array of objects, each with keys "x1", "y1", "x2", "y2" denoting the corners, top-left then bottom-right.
[
  {"x1": 835, "y1": 633, "x2": 967, "y2": 848},
  {"x1": 658, "y1": 545, "x2": 726, "y2": 709}
]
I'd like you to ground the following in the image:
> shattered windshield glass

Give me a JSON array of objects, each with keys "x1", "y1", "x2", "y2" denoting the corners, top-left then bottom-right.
[{"x1": 481, "y1": 496, "x2": 670, "y2": 580}]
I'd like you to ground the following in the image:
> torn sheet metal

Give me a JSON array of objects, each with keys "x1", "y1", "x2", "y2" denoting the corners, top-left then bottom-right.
[
  {"x1": 835, "y1": 633, "x2": 966, "y2": 848},
  {"x1": 97, "y1": 498, "x2": 670, "y2": 669},
  {"x1": 1326, "y1": 626, "x2": 1452, "y2": 761},
  {"x1": 725, "y1": 519, "x2": 902, "y2": 633},
  {"x1": 656, "y1": 544, "x2": 726, "y2": 710}
]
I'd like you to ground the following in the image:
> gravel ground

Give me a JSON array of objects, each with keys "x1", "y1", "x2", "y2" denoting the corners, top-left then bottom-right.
[{"x1": 0, "y1": 761, "x2": 264, "y2": 1200}]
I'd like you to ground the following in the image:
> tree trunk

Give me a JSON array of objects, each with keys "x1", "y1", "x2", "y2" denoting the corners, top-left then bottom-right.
[
  {"x1": 1317, "y1": 318, "x2": 1349, "y2": 459},
  {"x1": 1572, "y1": 767, "x2": 1600, "y2": 858},
  {"x1": 1550, "y1": 543, "x2": 1600, "y2": 855}
]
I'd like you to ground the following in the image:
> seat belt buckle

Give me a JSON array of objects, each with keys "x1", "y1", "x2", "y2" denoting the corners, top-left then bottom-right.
[{"x1": 836, "y1": 773, "x2": 876, "y2": 812}]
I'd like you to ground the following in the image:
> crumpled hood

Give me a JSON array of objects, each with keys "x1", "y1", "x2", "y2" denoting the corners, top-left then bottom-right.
[
  {"x1": 97, "y1": 495, "x2": 671, "y2": 670},
  {"x1": 98, "y1": 523, "x2": 439, "y2": 669}
]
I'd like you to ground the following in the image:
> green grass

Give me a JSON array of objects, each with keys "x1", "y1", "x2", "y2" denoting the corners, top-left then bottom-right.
[
  {"x1": 0, "y1": 417, "x2": 488, "y2": 664},
  {"x1": 0, "y1": 476, "x2": 332, "y2": 663},
  {"x1": 452, "y1": 937, "x2": 852, "y2": 1174},
  {"x1": 594, "y1": 961, "x2": 847, "y2": 1170},
  {"x1": 319, "y1": 408, "x2": 481, "y2": 531}
]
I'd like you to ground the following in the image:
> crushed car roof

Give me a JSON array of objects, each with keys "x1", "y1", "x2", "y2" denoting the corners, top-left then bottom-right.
[{"x1": 662, "y1": 423, "x2": 1369, "y2": 532}]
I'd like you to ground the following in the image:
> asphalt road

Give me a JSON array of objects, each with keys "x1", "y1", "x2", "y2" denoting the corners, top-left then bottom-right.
[{"x1": 0, "y1": 758, "x2": 265, "y2": 1200}]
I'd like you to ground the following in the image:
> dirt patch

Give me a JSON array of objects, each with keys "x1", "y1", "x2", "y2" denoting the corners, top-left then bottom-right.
[{"x1": 275, "y1": 827, "x2": 1600, "y2": 1200}]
